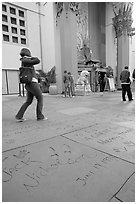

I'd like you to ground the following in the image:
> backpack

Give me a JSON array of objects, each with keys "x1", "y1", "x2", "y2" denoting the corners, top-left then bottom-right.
[{"x1": 19, "y1": 67, "x2": 33, "y2": 84}]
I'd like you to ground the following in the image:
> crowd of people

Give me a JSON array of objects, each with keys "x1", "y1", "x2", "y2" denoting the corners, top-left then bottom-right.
[{"x1": 15, "y1": 48, "x2": 134, "y2": 122}]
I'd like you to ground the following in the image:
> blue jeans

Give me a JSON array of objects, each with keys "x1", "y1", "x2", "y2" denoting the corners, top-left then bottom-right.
[{"x1": 16, "y1": 82, "x2": 44, "y2": 119}]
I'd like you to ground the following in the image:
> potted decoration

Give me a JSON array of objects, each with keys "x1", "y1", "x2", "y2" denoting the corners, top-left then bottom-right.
[{"x1": 36, "y1": 66, "x2": 57, "y2": 94}]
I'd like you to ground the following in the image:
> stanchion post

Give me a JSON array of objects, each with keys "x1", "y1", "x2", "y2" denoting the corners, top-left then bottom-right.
[
  {"x1": 18, "y1": 83, "x2": 21, "y2": 96},
  {"x1": 22, "y1": 84, "x2": 25, "y2": 96}
]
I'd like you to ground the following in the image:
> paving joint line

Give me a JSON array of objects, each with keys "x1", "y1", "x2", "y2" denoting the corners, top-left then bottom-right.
[
  {"x1": 113, "y1": 196, "x2": 123, "y2": 202},
  {"x1": 3, "y1": 122, "x2": 135, "y2": 166},
  {"x1": 2, "y1": 123, "x2": 98, "y2": 153},
  {"x1": 108, "y1": 171, "x2": 135, "y2": 202},
  {"x1": 61, "y1": 135, "x2": 135, "y2": 165}
]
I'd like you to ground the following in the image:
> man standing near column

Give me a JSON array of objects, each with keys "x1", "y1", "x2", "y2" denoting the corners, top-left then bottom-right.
[{"x1": 120, "y1": 66, "x2": 133, "y2": 102}]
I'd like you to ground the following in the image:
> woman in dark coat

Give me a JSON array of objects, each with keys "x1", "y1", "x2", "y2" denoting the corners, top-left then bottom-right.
[{"x1": 16, "y1": 48, "x2": 47, "y2": 121}]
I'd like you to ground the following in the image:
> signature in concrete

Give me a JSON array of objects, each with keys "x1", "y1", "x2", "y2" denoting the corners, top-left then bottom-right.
[
  {"x1": 113, "y1": 141, "x2": 135, "y2": 153},
  {"x1": 2, "y1": 144, "x2": 98, "y2": 192},
  {"x1": 75, "y1": 155, "x2": 115, "y2": 186}
]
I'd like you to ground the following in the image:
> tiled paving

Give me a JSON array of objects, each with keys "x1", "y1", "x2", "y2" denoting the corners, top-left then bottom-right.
[{"x1": 2, "y1": 91, "x2": 135, "y2": 202}]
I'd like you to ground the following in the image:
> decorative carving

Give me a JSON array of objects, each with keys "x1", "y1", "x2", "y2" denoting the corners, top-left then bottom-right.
[
  {"x1": 56, "y1": 2, "x2": 63, "y2": 18},
  {"x1": 69, "y1": 2, "x2": 79, "y2": 15},
  {"x1": 55, "y1": 2, "x2": 80, "y2": 24},
  {"x1": 112, "y1": 3, "x2": 135, "y2": 38}
]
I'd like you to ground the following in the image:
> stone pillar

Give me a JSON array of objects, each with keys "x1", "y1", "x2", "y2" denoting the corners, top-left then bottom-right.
[
  {"x1": 117, "y1": 34, "x2": 129, "y2": 89},
  {"x1": 55, "y1": 4, "x2": 78, "y2": 93}
]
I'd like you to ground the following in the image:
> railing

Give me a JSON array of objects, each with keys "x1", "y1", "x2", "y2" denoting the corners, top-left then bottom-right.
[{"x1": 2, "y1": 69, "x2": 25, "y2": 96}]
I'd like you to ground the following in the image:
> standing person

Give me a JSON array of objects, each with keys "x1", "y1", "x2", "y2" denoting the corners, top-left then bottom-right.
[
  {"x1": 132, "y1": 69, "x2": 135, "y2": 81},
  {"x1": 15, "y1": 48, "x2": 47, "y2": 122},
  {"x1": 68, "y1": 72, "x2": 75, "y2": 97},
  {"x1": 63, "y1": 70, "x2": 70, "y2": 97},
  {"x1": 131, "y1": 69, "x2": 135, "y2": 92},
  {"x1": 120, "y1": 66, "x2": 133, "y2": 102},
  {"x1": 98, "y1": 72, "x2": 105, "y2": 95}
]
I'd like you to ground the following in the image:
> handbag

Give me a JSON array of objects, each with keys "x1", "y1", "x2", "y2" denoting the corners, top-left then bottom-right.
[{"x1": 19, "y1": 67, "x2": 33, "y2": 84}]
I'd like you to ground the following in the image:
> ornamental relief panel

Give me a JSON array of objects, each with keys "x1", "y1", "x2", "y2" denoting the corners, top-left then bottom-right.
[{"x1": 77, "y1": 3, "x2": 89, "y2": 63}]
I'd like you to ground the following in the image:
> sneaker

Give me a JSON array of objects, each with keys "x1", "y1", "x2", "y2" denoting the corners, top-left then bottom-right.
[
  {"x1": 15, "y1": 117, "x2": 26, "y2": 122},
  {"x1": 129, "y1": 99, "x2": 133, "y2": 102},
  {"x1": 37, "y1": 117, "x2": 48, "y2": 121}
]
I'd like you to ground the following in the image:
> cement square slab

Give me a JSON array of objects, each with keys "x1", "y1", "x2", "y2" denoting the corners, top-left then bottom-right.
[
  {"x1": 113, "y1": 121, "x2": 135, "y2": 129},
  {"x1": 116, "y1": 173, "x2": 135, "y2": 202},
  {"x1": 63, "y1": 122, "x2": 135, "y2": 163},
  {"x1": 2, "y1": 136, "x2": 134, "y2": 202},
  {"x1": 2, "y1": 117, "x2": 97, "y2": 151},
  {"x1": 58, "y1": 107, "x2": 95, "y2": 116}
]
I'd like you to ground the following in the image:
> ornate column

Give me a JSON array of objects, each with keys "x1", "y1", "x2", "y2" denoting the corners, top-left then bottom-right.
[
  {"x1": 55, "y1": 3, "x2": 78, "y2": 93},
  {"x1": 117, "y1": 34, "x2": 129, "y2": 88},
  {"x1": 112, "y1": 2, "x2": 134, "y2": 89}
]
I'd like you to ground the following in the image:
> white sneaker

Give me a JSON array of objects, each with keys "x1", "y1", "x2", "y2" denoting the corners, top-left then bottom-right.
[
  {"x1": 100, "y1": 92, "x2": 103, "y2": 96},
  {"x1": 15, "y1": 117, "x2": 26, "y2": 122}
]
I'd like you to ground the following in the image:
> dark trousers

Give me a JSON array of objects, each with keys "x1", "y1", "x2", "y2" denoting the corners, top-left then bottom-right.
[
  {"x1": 121, "y1": 84, "x2": 133, "y2": 101},
  {"x1": 100, "y1": 82, "x2": 105, "y2": 92},
  {"x1": 16, "y1": 82, "x2": 44, "y2": 119}
]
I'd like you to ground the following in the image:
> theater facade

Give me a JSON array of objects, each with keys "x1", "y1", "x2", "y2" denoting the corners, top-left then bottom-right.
[{"x1": 2, "y1": 2, "x2": 135, "y2": 94}]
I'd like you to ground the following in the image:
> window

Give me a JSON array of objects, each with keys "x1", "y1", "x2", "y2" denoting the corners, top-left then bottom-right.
[
  {"x1": 12, "y1": 36, "x2": 18, "y2": 43},
  {"x1": 19, "y1": 20, "x2": 25, "y2": 27},
  {"x1": 11, "y1": 27, "x2": 17, "y2": 34},
  {"x1": 2, "y1": 3, "x2": 28, "y2": 45},
  {"x1": 2, "y1": 25, "x2": 9, "y2": 32},
  {"x1": 11, "y1": 17, "x2": 17, "y2": 25},
  {"x1": 2, "y1": 4, "x2": 7, "y2": 12},
  {"x1": 20, "y1": 29, "x2": 25, "y2": 35},
  {"x1": 3, "y1": 34, "x2": 9, "y2": 42},
  {"x1": 2, "y1": 14, "x2": 8, "y2": 22},
  {"x1": 21, "y1": 38, "x2": 26, "y2": 44},
  {"x1": 10, "y1": 7, "x2": 16, "y2": 15},
  {"x1": 19, "y1": 10, "x2": 24, "y2": 17}
]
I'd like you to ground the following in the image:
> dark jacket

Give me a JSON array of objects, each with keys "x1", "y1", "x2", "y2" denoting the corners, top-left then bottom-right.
[
  {"x1": 120, "y1": 69, "x2": 130, "y2": 84},
  {"x1": 132, "y1": 69, "x2": 135, "y2": 80},
  {"x1": 20, "y1": 56, "x2": 40, "y2": 80},
  {"x1": 63, "y1": 73, "x2": 69, "y2": 84}
]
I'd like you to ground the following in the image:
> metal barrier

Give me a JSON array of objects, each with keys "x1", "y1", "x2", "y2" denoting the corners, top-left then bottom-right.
[
  {"x1": 2, "y1": 69, "x2": 25, "y2": 96},
  {"x1": 75, "y1": 84, "x2": 85, "y2": 96}
]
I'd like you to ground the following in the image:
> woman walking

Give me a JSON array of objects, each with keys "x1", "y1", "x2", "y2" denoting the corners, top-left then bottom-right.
[{"x1": 15, "y1": 48, "x2": 47, "y2": 122}]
